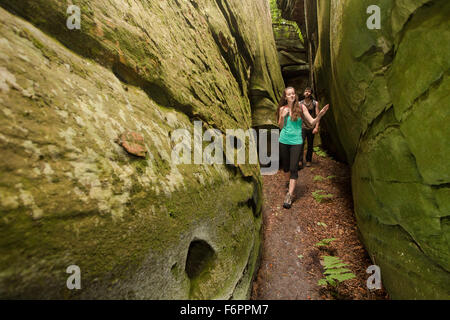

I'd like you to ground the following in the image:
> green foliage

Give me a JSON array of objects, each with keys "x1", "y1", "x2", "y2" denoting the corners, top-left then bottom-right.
[
  {"x1": 269, "y1": 0, "x2": 304, "y2": 42},
  {"x1": 314, "y1": 175, "x2": 336, "y2": 182},
  {"x1": 315, "y1": 238, "x2": 336, "y2": 247},
  {"x1": 313, "y1": 147, "x2": 328, "y2": 158},
  {"x1": 312, "y1": 190, "x2": 333, "y2": 203},
  {"x1": 317, "y1": 221, "x2": 327, "y2": 228},
  {"x1": 318, "y1": 256, "x2": 356, "y2": 287}
]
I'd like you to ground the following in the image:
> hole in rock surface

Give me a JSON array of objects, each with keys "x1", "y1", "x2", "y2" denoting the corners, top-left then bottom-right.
[{"x1": 185, "y1": 240, "x2": 216, "y2": 279}]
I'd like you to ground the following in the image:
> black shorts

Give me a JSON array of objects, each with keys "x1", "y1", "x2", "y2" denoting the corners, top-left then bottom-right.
[{"x1": 279, "y1": 142, "x2": 302, "y2": 180}]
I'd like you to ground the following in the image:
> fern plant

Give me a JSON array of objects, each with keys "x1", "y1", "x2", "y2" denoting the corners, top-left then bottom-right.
[
  {"x1": 312, "y1": 190, "x2": 333, "y2": 203},
  {"x1": 313, "y1": 147, "x2": 328, "y2": 158},
  {"x1": 315, "y1": 238, "x2": 336, "y2": 247},
  {"x1": 314, "y1": 175, "x2": 336, "y2": 182},
  {"x1": 317, "y1": 221, "x2": 328, "y2": 228},
  {"x1": 318, "y1": 256, "x2": 356, "y2": 287}
]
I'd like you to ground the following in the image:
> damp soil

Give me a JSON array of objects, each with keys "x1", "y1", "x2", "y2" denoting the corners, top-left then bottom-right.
[{"x1": 251, "y1": 153, "x2": 389, "y2": 300}]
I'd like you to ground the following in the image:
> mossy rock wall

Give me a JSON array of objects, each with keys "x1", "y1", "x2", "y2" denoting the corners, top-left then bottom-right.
[
  {"x1": 270, "y1": 0, "x2": 308, "y2": 88},
  {"x1": 314, "y1": 0, "x2": 450, "y2": 299},
  {"x1": 0, "y1": 0, "x2": 284, "y2": 299},
  {"x1": 272, "y1": 23, "x2": 308, "y2": 88}
]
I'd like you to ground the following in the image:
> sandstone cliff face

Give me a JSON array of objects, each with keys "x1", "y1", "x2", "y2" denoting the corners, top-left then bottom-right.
[
  {"x1": 278, "y1": 0, "x2": 317, "y2": 89},
  {"x1": 313, "y1": 0, "x2": 450, "y2": 298},
  {"x1": 272, "y1": 15, "x2": 309, "y2": 89},
  {"x1": 0, "y1": 0, "x2": 284, "y2": 299}
]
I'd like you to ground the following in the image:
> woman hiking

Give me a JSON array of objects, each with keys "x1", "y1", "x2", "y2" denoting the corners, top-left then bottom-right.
[{"x1": 276, "y1": 87, "x2": 329, "y2": 209}]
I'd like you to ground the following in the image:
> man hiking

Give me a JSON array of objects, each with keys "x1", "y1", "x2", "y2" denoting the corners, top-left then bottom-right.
[{"x1": 299, "y1": 87, "x2": 320, "y2": 168}]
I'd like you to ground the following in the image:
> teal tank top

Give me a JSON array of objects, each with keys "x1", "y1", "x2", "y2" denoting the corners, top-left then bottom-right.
[{"x1": 279, "y1": 115, "x2": 303, "y2": 145}]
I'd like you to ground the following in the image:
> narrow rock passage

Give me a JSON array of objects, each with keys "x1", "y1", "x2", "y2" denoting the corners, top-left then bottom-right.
[{"x1": 251, "y1": 152, "x2": 389, "y2": 300}]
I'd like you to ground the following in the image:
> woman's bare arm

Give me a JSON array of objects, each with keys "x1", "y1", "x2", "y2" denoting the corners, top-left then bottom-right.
[
  {"x1": 278, "y1": 107, "x2": 287, "y2": 129},
  {"x1": 314, "y1": 101, "x2": 320, "y2": 132}
]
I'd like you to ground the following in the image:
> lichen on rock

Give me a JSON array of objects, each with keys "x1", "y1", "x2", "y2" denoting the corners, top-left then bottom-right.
[
  {"x1": 313, "y1": 0, "x2": 450, "y2": 299},
  {"x1": 0, "y1": 0, "x2": 283, "y2": 299}
]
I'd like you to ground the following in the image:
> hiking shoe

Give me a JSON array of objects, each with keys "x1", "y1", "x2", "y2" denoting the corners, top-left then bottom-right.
[
  {"x1": 283, "y1": 192, "x2": 292, "y2": 209},
  {"x1": 306, "y1": 162, "x2": 311, "y2": 167}
]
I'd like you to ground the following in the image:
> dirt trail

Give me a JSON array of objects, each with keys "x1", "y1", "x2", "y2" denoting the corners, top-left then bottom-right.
[{"x1": 251, "y1": 153, "x2": 389, "y2": 300}]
